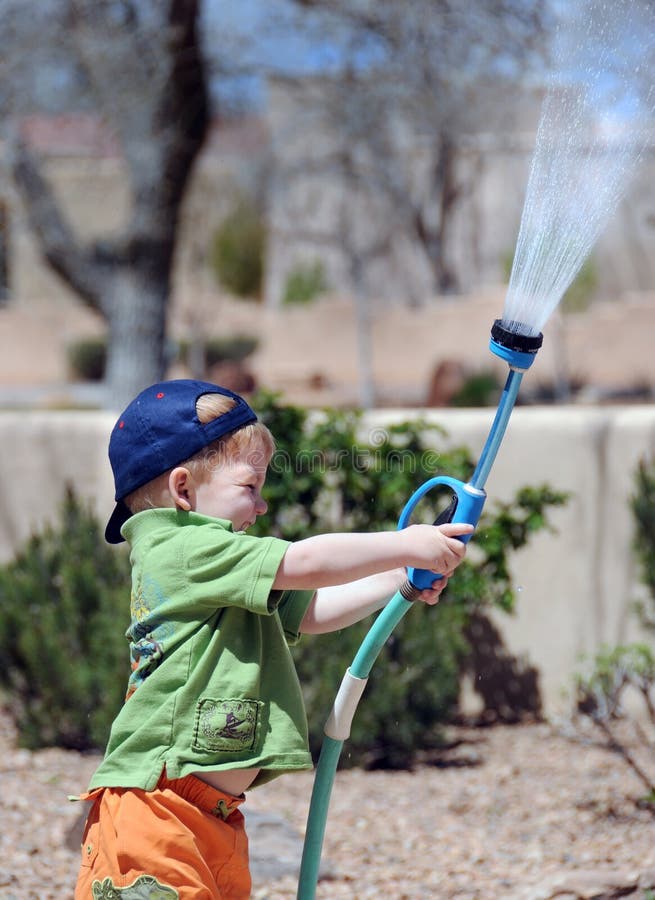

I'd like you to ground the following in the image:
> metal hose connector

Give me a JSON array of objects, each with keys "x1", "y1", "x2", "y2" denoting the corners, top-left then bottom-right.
[{"x1": 399, "y1": 579, "x2": 421, "y2": 602}]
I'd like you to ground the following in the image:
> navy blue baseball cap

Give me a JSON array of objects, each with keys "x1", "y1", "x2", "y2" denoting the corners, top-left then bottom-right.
[{"x1": 105, "y1": 379, "x2": 257, "y2": 544}]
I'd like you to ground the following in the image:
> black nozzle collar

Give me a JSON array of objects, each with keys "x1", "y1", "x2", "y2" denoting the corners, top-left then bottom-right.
[{"x1": 491, "y1": 320, "x2": 543, "y2": 354}]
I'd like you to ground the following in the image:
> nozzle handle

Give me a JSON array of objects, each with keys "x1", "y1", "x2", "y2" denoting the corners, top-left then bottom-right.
[{"x1": 397, "y1": 476, "x2": 487, "y2": 591}]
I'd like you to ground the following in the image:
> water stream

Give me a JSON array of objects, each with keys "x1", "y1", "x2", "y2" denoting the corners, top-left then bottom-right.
[{"x1": 502, "y1": 0, "x2": 654, "y2": 337}]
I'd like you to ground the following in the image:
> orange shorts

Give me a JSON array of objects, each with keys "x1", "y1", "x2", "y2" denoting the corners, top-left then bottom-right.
[{"x1": 74, "y1": 772, "x2": 251, "y2": 900}]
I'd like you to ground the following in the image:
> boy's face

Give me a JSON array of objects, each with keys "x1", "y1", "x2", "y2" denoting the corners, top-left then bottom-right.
[{"x1": 193, "y1": 446, "x2": 269, "y2": 532}]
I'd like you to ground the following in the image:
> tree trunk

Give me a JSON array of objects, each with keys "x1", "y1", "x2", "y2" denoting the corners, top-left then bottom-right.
[
  {"x1": 414, "y1": 135, "x2": 460, "y2": 294},
  {"x1": 103, "y1": 266, "x2": 171, "y2": 411},
  {"x1": 352, "y1": 279, "x2": 376, "y2": 410},
  {"x1": 7, "y1": 0, "x2": 209, "y2": 410}
]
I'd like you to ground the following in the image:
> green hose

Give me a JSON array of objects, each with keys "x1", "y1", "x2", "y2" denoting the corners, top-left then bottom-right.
[
  {"x1": 295, "y1": 735, "x2": 344, "y2": 897},
  {"x1": 296, "y1": 590, "x2": 412, "y2": 899}
]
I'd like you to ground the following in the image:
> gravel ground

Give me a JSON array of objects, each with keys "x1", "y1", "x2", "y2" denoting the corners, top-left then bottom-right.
[{"x1": 1, "y1": 711, "x2": 654, "y2": 900}]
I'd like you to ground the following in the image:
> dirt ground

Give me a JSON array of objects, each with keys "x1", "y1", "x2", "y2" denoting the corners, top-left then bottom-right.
[{"x1": 2, "y1": 709, "x2": 654, "y2": 900}]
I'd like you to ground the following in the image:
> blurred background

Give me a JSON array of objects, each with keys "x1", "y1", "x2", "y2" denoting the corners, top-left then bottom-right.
[{"x1": 0, "y1": 0, "x2": 653, "y2": 413}]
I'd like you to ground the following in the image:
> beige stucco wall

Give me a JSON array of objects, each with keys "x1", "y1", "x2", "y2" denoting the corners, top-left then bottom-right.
[{"x1": 2, "y1": 405, "x2": 653, "y2": 717}]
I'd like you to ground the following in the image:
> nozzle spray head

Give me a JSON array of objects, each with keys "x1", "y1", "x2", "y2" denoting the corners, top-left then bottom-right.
[{"x1": 489, "y1": 319, "x2": 543, "y2": 371}]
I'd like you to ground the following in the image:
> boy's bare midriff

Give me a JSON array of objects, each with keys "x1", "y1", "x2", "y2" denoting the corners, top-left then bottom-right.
[{"x1": 193, "y1": 767, "x2": 261, "y2": 797}]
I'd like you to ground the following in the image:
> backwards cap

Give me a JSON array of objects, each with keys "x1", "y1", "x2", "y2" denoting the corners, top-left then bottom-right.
[{"x1": 105, "y1": 379, "x2": 257, "y2": 544}]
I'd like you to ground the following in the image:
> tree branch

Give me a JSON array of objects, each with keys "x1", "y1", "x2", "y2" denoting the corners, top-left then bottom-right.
[
  {"x1": 594, "y1": 717, "x2": 655, "y2": 796},
  {"x1": 8, "y1": 134, "x2": 105, "y2": 311},
  {"x1": 68, "y1": 0, "x2": 209, "y2": 239}
]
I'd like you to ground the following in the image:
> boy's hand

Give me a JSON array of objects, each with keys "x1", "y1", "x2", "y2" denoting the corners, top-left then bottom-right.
[
  {"x1": 401, "y1": 521, "x2": 474, "y2": 574},
  {"x1": 415, "y1": 576, "x2": 450, "y2": 606}
]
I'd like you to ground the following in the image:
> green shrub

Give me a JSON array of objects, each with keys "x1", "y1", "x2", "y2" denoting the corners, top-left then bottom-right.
[
  {"x1": 450, "y1": 370, "x2": 501, "y2": 408},
  {"x1": 176, "y1": 335, "x2": 259, "y2": 373},
  {"x1": 283, "y1": 260, "x2": 328, "y2": 305},
  {"x1": 204, "y1": 335, "x2": 259, "y2": 368},
  {"x1": 67, "y1": 337, "x2": 107, "y2": 381},
  {"x1": 252, "y1": 391, "x2": 568, "y2": 766},
  {"x1": 632, "y1": 458, "x2": 655, "y2": 632},
  {"x1": 573, "y1": 456, "x2": 655, "y2": 801},
  {"x1": 210, "y1": 199, "x2": 265, "y2": 299},
  {"x1": 0, "y1": 488, "x2": 130, "y2": 750}
]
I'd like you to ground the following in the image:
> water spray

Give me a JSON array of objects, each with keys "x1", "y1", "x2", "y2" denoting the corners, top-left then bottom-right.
[{"x1": 296, "y1": 2, "x2": 654, "y2": 895}]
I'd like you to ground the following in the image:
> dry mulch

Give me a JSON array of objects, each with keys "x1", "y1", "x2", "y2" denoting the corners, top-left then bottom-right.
[{"x1": 1, "y1": 711, "x2": 654, "y2": 899}]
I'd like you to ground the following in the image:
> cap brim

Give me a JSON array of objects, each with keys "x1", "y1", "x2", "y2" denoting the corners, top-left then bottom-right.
[{"x1": 105, "y1": 499, "x2": 132, "y2": 544}]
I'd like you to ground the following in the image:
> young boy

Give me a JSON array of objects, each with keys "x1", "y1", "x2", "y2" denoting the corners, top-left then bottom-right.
[{"x1": 75, "y1": 379, "x2": 472, "y2": 900}]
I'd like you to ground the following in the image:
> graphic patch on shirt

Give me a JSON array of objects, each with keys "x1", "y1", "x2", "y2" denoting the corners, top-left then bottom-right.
[
  {"x1": 193, "y1": 698, "x2": 263, "y2": 753},
  {"x1": 92, "y1": 874, "x2": 178, "y2": 898}
]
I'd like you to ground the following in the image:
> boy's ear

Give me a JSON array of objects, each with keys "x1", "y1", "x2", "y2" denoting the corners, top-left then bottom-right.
[{"x1": 169, "y1": 467, "x2": 195, "y2": 512}]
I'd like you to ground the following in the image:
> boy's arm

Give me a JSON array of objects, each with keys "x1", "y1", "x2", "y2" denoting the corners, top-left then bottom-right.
[
  {"x1": 272, "y1": 522, "x2": 473, "y2": 592},
  {"x1": 299, "y1": 568, "x2": 450, "y2": 634}
]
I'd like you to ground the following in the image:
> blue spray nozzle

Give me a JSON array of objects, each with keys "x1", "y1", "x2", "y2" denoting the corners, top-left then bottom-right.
[
  {"x1": 398, "y1": 476, "x2": 486, "y2": 593},
  {"x1": 489, "y1": 319, "x2": 543, "y2": 371}
]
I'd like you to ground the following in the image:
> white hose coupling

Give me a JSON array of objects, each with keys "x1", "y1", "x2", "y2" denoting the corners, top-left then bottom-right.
[{"x1": 324, "y1": 668, "x2": 369, "y2": 741}]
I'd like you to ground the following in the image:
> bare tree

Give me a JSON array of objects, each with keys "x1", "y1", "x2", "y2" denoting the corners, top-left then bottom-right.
[
  {"x1": 262, "y1": 0, "x2": 550, "y2": 405},
  {"x1": 2, "y1": 0, "x2": 209, "y2": 409},
  {"x1": 0, "y1": 0, "x2": 552, "y2": 409},
  {"x1": 278, "y1": 0, "x2": 551, "y2": 296}
]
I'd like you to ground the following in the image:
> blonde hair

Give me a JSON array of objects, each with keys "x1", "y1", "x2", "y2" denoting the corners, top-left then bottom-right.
[
  {"x1": 126, "y1": 392, "x2": 274, "y2": 514},
  {"x1": 188, "y1": 393, "x2": 275, "y2": 475}
]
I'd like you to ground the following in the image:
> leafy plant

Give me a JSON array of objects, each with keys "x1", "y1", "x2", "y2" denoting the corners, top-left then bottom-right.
[
  {"x1": 210, "y1": 198, "x2": 266, "y2": 299},
  {"x1": 204, "y1": 335, "x2": 259, "y2": 368},
  {"x1": 450, "y1": 369, "x2": 502, "y2": 408},
  {"x1": 70, "y1": 333, "x2": 260, "y2": 385},
  {"x1": 574, "y1": 456, "x2": 655, "y2": 803},
  {"x1": 67, "y1": 337, "x2": 107, "y2": 381},
  {"x1": 252, "y1": 391, "x2": 568, "y2": 766},
  {"x1": 0, "y1": 488, "x2": 131, "y2": 750},
  {"x1": 283, "y1": 260, "x2": 328, "y2": 305},
  {"x1": 632, "y1": 458, "x2": 655, "y2": 632},
  {"x1": 176, "y1": 335, "x2": 259, "y2": 373}
]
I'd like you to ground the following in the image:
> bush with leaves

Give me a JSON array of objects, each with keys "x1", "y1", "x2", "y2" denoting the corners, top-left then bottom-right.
[
  {"x1": 0, "y1": 488, "x2": 131, "y2": 751},
  {"x1": 450, "y1": 369, "x2": 502, "y2": 408},
  {"x1": 210, "y1": 198, "x2": 265, "y2": 299},
  {"x1": 252, "y1": 391, "x2": 568, "y2": 767},
  {"x1": 176, "y1": 335, "x2": 259, "y2": 376},
  {"x1": 67, "y1": 337, "x2": 108, "y2": 381},
  {"x1": 575, "y1": 457, "x2": 655, "y2": 804},
  {"x1": 283, "y1": 260, "x2": 328, "y2": 305},
  {"x1": 632, "y1": 458, "x2": 655, "y2": 634}
]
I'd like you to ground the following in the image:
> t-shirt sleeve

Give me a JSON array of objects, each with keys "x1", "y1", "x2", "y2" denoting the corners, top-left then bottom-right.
[
  {"x1": 272, "y1": 589, "x2": 316, "y2": 644},
  {"x1": 182, "y1": 525, "x2": 292, "y2": 615}
]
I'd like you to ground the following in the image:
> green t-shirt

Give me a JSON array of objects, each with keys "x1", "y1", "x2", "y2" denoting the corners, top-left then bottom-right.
[{"x1": 88, "y1": 509, "x2": 315, "y2": 792}]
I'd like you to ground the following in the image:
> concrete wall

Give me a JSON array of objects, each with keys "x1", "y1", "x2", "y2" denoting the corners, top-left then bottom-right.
[
  {"x1": 2, "y1": 406, "x2": 654, "y2": 717},
  {"x1": 367, "y1": 406, "x2": 655, "y2": 716}
]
